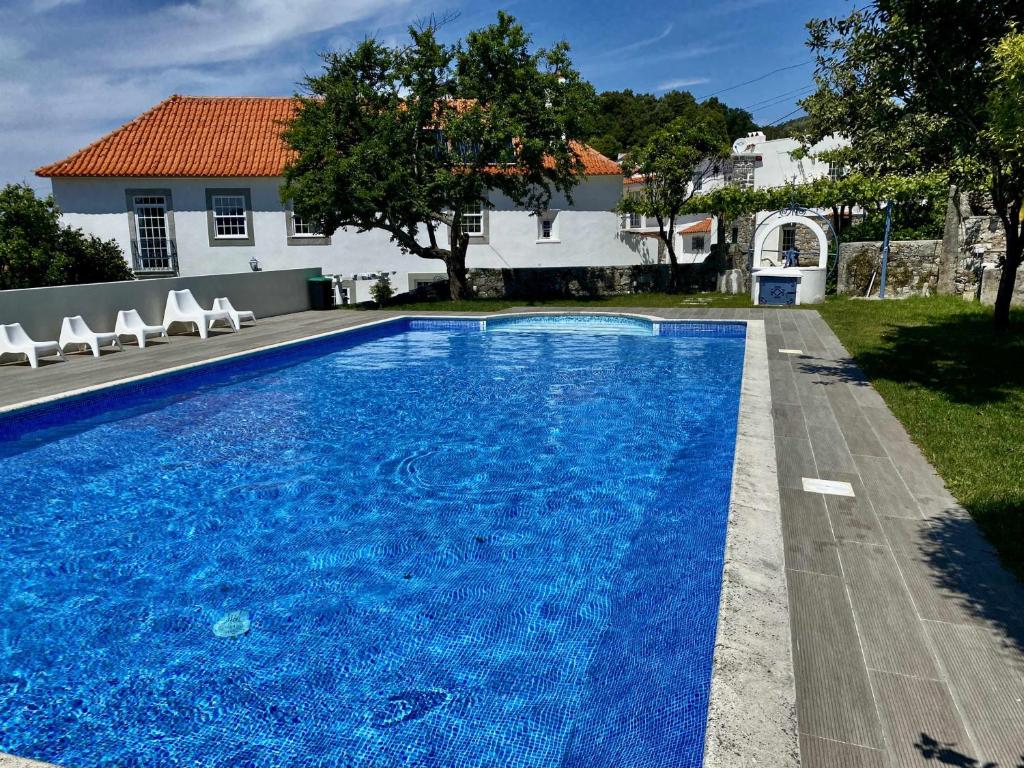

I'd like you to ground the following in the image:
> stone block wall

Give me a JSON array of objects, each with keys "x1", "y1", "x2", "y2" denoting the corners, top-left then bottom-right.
[
  {"x1": 465, "y1": 264, "x2": 716, "y2": 299},
  {"x1": 979, "y1": 266, "x2": 1024, "y2": 307},
  {"x1": 837, "y1": 240, "x2": 941, "y2": 297}
]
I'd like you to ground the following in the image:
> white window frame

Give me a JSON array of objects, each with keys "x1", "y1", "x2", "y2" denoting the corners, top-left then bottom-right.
[
  {"x1": 291, "y1": 212, "x2": 320, "y2": 238},
  {"x1": 461, "y1": 200, "x2": 484, "y2": 236},
  {"x1": 691, "y1": 235, "x2": 706, "y2": 253},
  {"x1": 211, "y1": 194, "x2": 248, "y2": 239},
  {"x1": 536, "y1": 210, "x2": 560, "y2": 243}
]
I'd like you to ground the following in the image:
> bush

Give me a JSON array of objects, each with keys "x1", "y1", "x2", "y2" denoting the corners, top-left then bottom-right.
[
  {"x1": 370, "y1": 273, "x2": 394, "y2": 305},
  {"x1": 0, "y1": 183, "x2": 132, "y2": 289}
]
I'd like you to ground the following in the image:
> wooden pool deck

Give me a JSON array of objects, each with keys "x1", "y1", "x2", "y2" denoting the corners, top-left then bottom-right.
[{"x1": 1, "y1": 307, "x2": 1021, "y2": 768}]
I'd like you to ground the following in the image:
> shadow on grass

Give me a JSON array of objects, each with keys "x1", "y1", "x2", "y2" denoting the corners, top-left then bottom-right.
[{"x1": 824, "y1": 309, "x2": 1024, "y2": 406}]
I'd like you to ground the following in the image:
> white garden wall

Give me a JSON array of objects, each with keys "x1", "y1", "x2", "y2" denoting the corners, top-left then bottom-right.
[{"x1": 0, "y1": 268, "x2": 320, "y2": 340}]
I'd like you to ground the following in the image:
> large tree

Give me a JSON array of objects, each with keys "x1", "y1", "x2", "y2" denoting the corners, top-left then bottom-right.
[
  {"x1": 0, "y1": 183, "x2": 131, "y2": 290},
  {"x1": 618, "y1": 115, "x2": 731, "y2": 292},
  {"x1": 281, "y1": 13, "x2": 595, "y2": 300},
  {"x1": 800, "y1": 1, "x2": 1024, "y2": 329}
]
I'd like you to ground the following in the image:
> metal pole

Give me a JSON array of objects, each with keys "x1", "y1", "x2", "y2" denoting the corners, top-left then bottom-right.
[{"x1": 879, "y1": 200, "x2": 893, "y2": 299}]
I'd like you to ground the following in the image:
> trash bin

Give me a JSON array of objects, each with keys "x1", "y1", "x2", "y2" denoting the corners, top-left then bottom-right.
[{"x1": 307, "y1": 276, "x2": 335, "y2": 310}]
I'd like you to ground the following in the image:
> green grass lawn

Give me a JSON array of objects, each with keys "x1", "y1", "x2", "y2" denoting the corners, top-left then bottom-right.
[{"x1": 818, "y1": 296, "x2": 1024, "y2": 579}]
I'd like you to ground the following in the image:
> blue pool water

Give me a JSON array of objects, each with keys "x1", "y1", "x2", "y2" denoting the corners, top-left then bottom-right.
[{"x1": 0, "y1": 315, "x2": 745, "y2": 768}]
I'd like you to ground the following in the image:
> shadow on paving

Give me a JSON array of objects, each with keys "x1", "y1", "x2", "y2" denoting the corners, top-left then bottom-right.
[
  {"x1": 915, "y1": 732, "x2": 1023, "y2": 767},
  {"x1": 917, "y1": 512, "x2": 1024, "y2": 656}
]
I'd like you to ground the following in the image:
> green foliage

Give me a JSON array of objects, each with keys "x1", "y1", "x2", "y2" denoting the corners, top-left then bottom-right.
[
  {"x1": 281, "y1": 13, "x2": 595, "y2": 299},
  {"x1": 799, "y1": 1, "x2": 1024, "y2": 327},
  {"x1": 683, "y1": 170, "x2": 948, "y2": 219},
  {"x1": 370, "y1": 273, "x2": 394, "y2": 305},
  {"x1": 0, "y1": 183, "x2": 131, "y2": 290},
  {"x1": 987, "y1": 28, "x2": 1024, "y2": 171},
  {"x1": 762, "y1": 115, "x2": 810, "y2": 141},
  {"x1": 617, "y1": 114, "x2": 731, "y2": 291},
  {"x1": 584, "y1": 90, "x2": 756, "y2": 159},
  {"x1": 839, "y1": 198, "x2": 945, "y2": 243}
]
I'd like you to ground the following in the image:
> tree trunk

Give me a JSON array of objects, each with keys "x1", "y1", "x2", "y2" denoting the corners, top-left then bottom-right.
[
  {"x1": 665, "y1": 245, "x2": 681, "y2": 293},
  {"x1": 445, "y1": 239, "x2": 470, "y2": 301},
  {"x1": 992, "y1": 231, "x2": 1021, "y2": 331}
]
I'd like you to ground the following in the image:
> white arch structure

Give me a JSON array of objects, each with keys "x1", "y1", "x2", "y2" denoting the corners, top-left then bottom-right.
[
  {"x1": 749, "y1": 211, "x2": 836, "y2": 305},
  {"x1": 752, "y1": 214, "x2": 829, "y2": 270}
]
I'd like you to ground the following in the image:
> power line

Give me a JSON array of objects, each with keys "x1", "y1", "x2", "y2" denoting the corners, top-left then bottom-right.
[
  {"x1": 741, "y1": 85, "x2": 815, "y2": 112},
  {"x1": 697, "y1": 60, "x2": 815, "y2": 100},
  {"x1": 765, "y1": 106, "x2": 807, "y2": 126}
]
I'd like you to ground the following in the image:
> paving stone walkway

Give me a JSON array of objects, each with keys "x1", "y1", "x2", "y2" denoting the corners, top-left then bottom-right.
[{"x1": 1, "y1": 306, "x2": 1022, "y2": 767}]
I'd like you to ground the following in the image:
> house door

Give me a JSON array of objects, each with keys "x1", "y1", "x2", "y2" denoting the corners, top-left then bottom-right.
[{"x1": 132, "y1": 195, "x2": 172, "y2": 272}]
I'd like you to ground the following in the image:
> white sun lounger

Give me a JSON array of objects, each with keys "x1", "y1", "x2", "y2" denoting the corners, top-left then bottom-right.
[
  {"x1": 115, "y1": 309, "x2": 167, "y2": 348},
  {"x1": 212, "y1": 297, "x2": 256, "y2": 330},
  {"x1": 162, "y1": 289, "x2": 235, "y2": 339},
  {"x1": 0, "y1": 322, "x2": 65, "y2": 368},
  {"x1": 59, "y1": 315, "x2": 122, "y2": 357}
]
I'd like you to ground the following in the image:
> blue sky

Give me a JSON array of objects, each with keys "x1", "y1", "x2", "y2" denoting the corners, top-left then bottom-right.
[{"x1": 0, "y1": 0, "x2": 851, "y2": 191}]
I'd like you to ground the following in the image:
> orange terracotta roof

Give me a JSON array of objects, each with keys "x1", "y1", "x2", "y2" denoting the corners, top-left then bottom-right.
[
  {"x1": 678, "y1": 217, "x2": 713, "y2": 235},
  {"x1": 37, "y1": 95, "x2": 622, "y2": 178}
]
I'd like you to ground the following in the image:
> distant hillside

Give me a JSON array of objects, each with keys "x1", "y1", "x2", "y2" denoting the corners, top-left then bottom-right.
[
  {"x1": 760, "y1": 115, "x2": 810, "y2": 141},
  {"x1": 585, "y1": 90, "x2": 758, "y2": 159},
  {"x1": 584, "y1": 89, "x2": 813, "y2": 159}
]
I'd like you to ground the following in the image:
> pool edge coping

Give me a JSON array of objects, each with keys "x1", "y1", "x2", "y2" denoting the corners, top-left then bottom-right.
[
  {"x1": 703, "y1": 318, "x2": 799, "y2": 767},
  {"x1": 0, "y1": 311, "x2": 796, "y2": 768}
]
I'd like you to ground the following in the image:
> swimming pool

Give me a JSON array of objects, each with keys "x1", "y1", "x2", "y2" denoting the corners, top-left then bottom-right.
[{"x1": 0, "y1": 314, "x2": 746, "y2": 768}]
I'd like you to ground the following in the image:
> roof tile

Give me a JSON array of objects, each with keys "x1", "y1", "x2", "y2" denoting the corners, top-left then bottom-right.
[{"x1": 37, "y1": 95, "x2": 621, "y2": 178}]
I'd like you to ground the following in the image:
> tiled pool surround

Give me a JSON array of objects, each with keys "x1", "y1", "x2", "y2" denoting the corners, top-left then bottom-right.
[{"x1": 0, "y1": 314, "x2": 793, "y2": 768}]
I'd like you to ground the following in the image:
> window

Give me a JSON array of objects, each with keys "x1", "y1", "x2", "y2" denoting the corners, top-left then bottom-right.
[
  {"x1": 828, "y1": 163, "x2": 846, "y2": 181},
  {"x1": 133, "y1": 195, "x2": 172, "y2": 271},
  {"x1": 212, "y1": 195, "x2": 247, "y2": 238},
  {"x1": 731, "y1": 226, "x2": 739, "y2": 245},
  {"x1": 537, "y1": 211, "x2": 559, "y2": 242},
  {"x1": 126, "y1": 189, "x2": 176, "y2": 274},
  {"x1": 691, "y1": 235, "x2": 706, "y2": 253},
  {"x1": 462, "y1": 201, "x2": 484, "y2": 236},
  {"x1": 285, "y1": 205, "x2": 329, "y2": 245},
  {"x1": 291, "y1": 213, "x2": 320, "y2": 237},
  {"x1": 781, "y1": 225, "x2": 797, "y2": 252},
  {"x1": 206, "y1": 188, "x2": 254, "y2": 247}
]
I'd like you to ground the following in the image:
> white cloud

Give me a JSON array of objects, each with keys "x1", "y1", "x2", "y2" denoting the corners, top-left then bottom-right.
[
  {"x1": 605, "y1": 24, "x2": 674, "y2": 56},
  {"x1": 655, "y1": 77, "x2": 710, "y2": 92},
  {"x1": 30, "y1": 0, "x2": 82, "y2": 11},
  {"x1": 0, "y1": 0, "x2": 430, "y2": 190}
]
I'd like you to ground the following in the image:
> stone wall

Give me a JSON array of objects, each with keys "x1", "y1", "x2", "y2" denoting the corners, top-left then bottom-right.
[
  {"x1": 938, "y1": 187, "x2": 1011, "y2": 298},
  {"x1": 979, "y1": 266, "x2": 1024, "y2": 307},
  {"x1": 837, "y1": 240, "x2": 941, "y2": 297},
  {"x1": 463, "y1": 264, "x2": 716, "y2": 299}
]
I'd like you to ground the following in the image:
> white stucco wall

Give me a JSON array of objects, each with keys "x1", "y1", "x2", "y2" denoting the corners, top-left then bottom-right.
[
  {"x1": 750, "y1": 135, "x2": 848, "y2": 190},
  {"x1": 50, "y1": 175, "x2": 645, "y2": 290}
]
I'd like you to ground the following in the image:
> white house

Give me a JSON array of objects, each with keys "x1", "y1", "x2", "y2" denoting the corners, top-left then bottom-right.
[
  {"x1": 620, "y1": 131, "x2": 852, "y2": 267},
  {"x1": 37, "y1": 96, "x2": 643, "y2": 301}
]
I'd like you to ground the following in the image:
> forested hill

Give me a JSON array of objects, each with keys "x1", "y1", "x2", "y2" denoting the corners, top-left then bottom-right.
[{"x1": 584, "y1": 89, "x2": 806, "y2": 159}]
